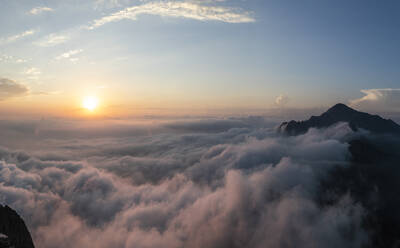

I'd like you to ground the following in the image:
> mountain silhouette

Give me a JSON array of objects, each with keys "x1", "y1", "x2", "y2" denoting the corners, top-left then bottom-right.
[
  {"x1": 0, "y1": 205, "x2": 35, "y2": 248},
  {"x1": 279, "y1": 104, "x2": 400, "y2": 247},
  {"x1": 279, "y1": 103, "x2": 400, "y2": 135}
]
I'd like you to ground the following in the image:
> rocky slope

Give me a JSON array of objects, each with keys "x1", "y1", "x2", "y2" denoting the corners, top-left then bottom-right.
[{"x1": 0, "y1": 205, "x2": 35, "y2": 248}]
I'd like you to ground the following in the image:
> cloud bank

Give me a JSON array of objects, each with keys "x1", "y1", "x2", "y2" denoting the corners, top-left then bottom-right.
[
  {"x1": 89, "y1": 1, "x2": 255, "y2": 29},
  {"x1": 0, "y1": 116, "x2": 377, "y2": 248}
]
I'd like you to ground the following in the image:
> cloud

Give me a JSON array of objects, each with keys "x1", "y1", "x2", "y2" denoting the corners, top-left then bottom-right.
[
  {"x1": 94, "y1": 0, "x2": 130, "y2": 9},
  {"x1": 32, "y1": 91, "x2": 62, "y2": 96},
  {"x1": 35, "y1": 33, "x2": 70, "y2": 47},
  {"x1": 275, "y1": 94, "x2": 289, "y2": 107},
  {"x1": 0, "y1": 30, "x2": 36, "y2": 44},
  {"x1": 56, "y1": 49, "x2": 83, "y2": 61},
  {"x1": 24, "y1": 67, "x2": 41, "y2": 76},
  {"x1": 0, "y1": 115, "x2": 381, "y2": 248},
  {"x1": 15, "y1": 58, "x2": 29, "y2": 63},
  {"x1": 0, "y1": 55, "x2": 29, "y2": 64},
  {"x1": 88, "y1": 1, "x2": 255, "y2": 29},
  {"x1": 163, "y1": 118, "x2": 256, "y2": 133},
  {"x1": 0, "y1": 78, "x2": 29, "y2": 101},
  {"x1": 24, "y1": 67, "x2": 41, "y2": 80},
  {"x1": 350, "y1": 88, "x2": 400, "y2": 112},
  {"x1": 29, "y1": 7, "x2": 54, "y2": 15}
]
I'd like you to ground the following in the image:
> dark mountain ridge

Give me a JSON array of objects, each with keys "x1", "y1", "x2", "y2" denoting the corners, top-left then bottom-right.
[
  {"x1": 279, "y1": 103, "x2": 400, "y2": 135},
  {"x1": 0, "y1": 205, "x2": 35, "y2": 248},
  {"x1": 279, "y1": 103, "x2": 400, "y2": 247}
]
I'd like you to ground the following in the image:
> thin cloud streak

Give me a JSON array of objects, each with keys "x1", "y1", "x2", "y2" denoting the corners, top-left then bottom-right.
[
  {"x1": 29, "y1": 7, "x2": 54, "y2": 15},
  {"x1": 56, "y1": 49, "x2": 83, "y2": 60},
  {"x1": 89, "y1": 1, "x2": 255, "y2": 29},
  {"x1": 24, "y1": 67, "x2": 42, "y2": 80},
  {"x1": 0, "y1": 29, "x2": 36, "y2": 44},
  {"x1": 35, "y1": 33, "x2": 71, "y2": 47},
  {"x1": 0, "y1": 54, "x2": 30, "y2": 64}
]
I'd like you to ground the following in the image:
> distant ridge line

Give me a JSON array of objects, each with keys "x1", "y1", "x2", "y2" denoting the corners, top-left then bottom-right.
[{"x1": 279, "y1": 103, "x2": 400, "y2": 135}]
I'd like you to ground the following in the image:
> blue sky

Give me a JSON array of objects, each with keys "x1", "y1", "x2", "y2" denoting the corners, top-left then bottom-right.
[{"x1": 0, "y1": 0, "x2": 399, "y2": 116}]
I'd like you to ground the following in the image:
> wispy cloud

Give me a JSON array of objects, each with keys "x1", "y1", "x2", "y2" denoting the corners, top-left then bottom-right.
[
  {"x1": 15, "y1": 58, "x2": 28, "y2": 63},
  {"x1": 56, "y1": 49, "x2": 84, "y2": 61},
  {"x1": 35, "y1": 33, "x2": 70, "y2": 47},
  {"x1": 88, "y1": 1, "x2": 255, "y2": 29},
  {"x1": 0, "y1": 78, "x2": 29, "y2": 100},
  {"x1": 275, "y1": 94, "x2": 290, "y2": 107},
  {"x1": 94, "y1": 0, "x2": 128, "y2": 9},
  {"x1": 24, "y1": 67, "x2": 41, "y2": 76},
  {"x1": 24, "y1": 67, "x2": 41, "y2": 80},
  {"x1": 0, "y1": 29, "x2": 36, "y2": 44},
  {"x1": 29, "y1": 7, "x2": 54, "y2": 15},
  {"x1": 32, "y1": 90, "x2": 62, "y2": 95},
  {"x1": 350, "y1": 88, "x2": 400, "y2": 112},
  {"x1": 0, "y1": 54, "x2": 29, "y2": 64}
]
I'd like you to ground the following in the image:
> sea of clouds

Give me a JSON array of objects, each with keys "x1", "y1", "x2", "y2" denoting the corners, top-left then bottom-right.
[{"x1": 0, "y1": 116, "x2": 374, "y2": 247}]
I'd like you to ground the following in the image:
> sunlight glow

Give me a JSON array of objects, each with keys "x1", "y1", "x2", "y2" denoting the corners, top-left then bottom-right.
[{"x1": 82, "y1": 96, "x2": 99, "y2": 111}]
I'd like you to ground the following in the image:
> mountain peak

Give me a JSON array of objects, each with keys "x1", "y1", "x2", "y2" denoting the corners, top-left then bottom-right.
[
  {"x1": 326, "y1": 103, "x2": 356, "y2": 114},
  {"x1": 279, "y1": 103, "x2": 400, "y2": 135}
]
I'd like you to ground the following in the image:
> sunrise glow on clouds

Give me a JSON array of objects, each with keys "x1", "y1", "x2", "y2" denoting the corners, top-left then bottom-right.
[
  {"x1": 1, "y1": 2, "x2": 400, "y2": 248},
  {"x1": 88, "y1": 1, "x2": 255, "y2": 29}
]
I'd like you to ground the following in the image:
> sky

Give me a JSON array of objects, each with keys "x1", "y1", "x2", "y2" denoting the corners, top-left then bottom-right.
[{"x1": 0, "y1": 0, "x2": 400, "y2": 118}]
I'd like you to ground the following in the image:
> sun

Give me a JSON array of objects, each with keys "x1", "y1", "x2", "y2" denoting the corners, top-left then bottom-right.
[{"x1": 82, "y1": 96, "x2": 99, "y2": 111}]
